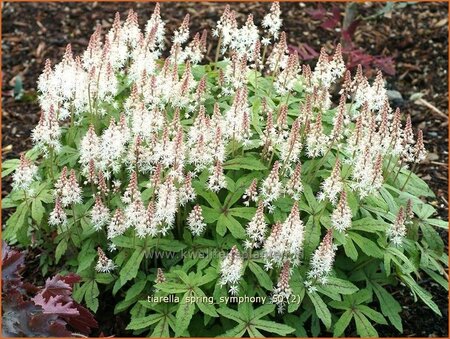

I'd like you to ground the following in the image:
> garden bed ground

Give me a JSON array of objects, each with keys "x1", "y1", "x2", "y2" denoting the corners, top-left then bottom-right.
[{"x1": 1, "y1": 2, "x2": 448, "y2": 337}]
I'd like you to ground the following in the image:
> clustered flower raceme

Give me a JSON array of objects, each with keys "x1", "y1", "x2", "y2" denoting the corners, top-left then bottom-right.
[
  {"x1": 271, "y1": 260, "x2": 292, "y2": 313},
  {"x1": 155, "y1": 268, "x2": 166, "y2": 284},
  {"x1": 95, "y1": 247, "x2": 116, "y2": 273},
  {"x1": 187, "y1": 204, "x2": 206, "y2": 236},
  {"x1": 305, "y1": 229, "x2": 337, "y2": 292},
  {"x1": 263, "y1": 202, "x2": 304, "y2": 269},
  {"x1": 387, "y1": 206, "x2": 408, "y2": 246},
  {"x1": 12, "y1": 3, "x2": 427, "y2": 307},
  {"x1": 12, "y1": 154, "x2": 38, "y2": 192},
  {"x1": 220, "y1": 245, "x2": 244, "y2": 295}
]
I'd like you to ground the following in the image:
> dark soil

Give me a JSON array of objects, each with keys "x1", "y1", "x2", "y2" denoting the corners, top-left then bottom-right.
[{"x1": 2, "y1": 2, "x2": 448, "y2": 337}]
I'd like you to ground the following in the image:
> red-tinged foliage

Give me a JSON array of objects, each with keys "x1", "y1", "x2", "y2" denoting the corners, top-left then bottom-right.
[
  {"x1": 345, "y1": 49, "x2": 396, "y2": 76},
  {"x1": 288, "y1": 43, "x2": 319, "y2": 61},
  {"x1": 32, "y1": 294, "x2": 80, "y2": 316},
  {"x1": 372, "y1": 56, "x2": 396, "y2": 76},
  {"x1": 341, "y1": 20, "x2": 360, "y2": 44},
  {"x1": 2, "y1": 241, "x2": 25, "y2": 291},
  {"x1": 320, "y1": 6, "x2": 341, "y2": 31},
  {"x1": 1, "y1": 241, "x2": 98, "y2": 337},
  {"x1": 38, "y1": 275, "x2": 78, "y2": 300},
  {"x1": 305, "y1": 4, "x2": 396, "y2": 75}
]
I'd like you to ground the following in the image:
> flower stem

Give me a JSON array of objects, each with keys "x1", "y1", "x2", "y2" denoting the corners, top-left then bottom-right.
[
  {"x1": 400, "y1": 164, "x2": 416, "y2": 191},
  {"x1": 306, "y1": 143, "x2": 334, "y2": 183},
  {"x1": 261, "y1": 44, "x2": 268, "y2": 66},
  {"x1": 392, "y1": 159, "x2": 404, "y2": 184},
  {"x1": 268, "y1": 54, "x2": 281, "y2": 97},
  {"x1": 383, "y1": 153, "x2": 394, "y2": 178},
  {"x1": 49, "y1": 147, "x2": 55, "y2": 181},
  {"x1": 214, "y1": 35, "x2": 222, "y2": 70},
  {"x1": 72, "y1": 203, "x2": 82, "y2": 243},
  {"x1": 154, "y1": 236, "x2": 160, "y2": 269},
  {"x1": 177, "y1": 209, "x2": 182, "y2": 238}
]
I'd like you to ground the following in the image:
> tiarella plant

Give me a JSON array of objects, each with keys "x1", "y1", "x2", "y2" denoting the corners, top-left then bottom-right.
[{"x1": 2, "y1": 3, "x2": 448, "y2": 337}]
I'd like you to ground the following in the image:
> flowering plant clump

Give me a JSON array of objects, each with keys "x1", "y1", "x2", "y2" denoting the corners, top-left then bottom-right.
[{"x1": 2, "y1": 3, "x2": 448, "y2": 337}]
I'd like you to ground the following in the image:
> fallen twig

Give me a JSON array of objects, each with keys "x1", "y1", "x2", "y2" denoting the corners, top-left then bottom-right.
[{"x1": 413, "y1": 97, "x2": 448, "y2": 120}]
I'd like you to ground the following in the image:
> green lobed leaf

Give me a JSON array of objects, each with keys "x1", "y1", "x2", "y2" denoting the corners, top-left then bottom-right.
[
  {"x1": 325, "y1": 277, "x2": 359, "y2": 295},
  {"x1": 84, "y1": 280, "x2": 100, "y2": 313},
  {"x1": 220, "y1": 214, "x2": 246, "y2": 239},
  {"x1": 154, "y1": 282, "x2": 189, "y2": 294},
  {"x1": 303, "y1": 217, "x2": 321, "y2": 259},
  {"x1": 400, "y1": 274, "x2": 442, "y2": 315},
  {"x1": 350, "y1": 232, "x2": 384, "y2": 258},
  {"x1": 2, "y1": 159, "x2": 20, "y2": 178},
  {"x1": 284, "y1": 314, "x2": 308, "y2": 337},
  {"x1": 175, "y1": 292, "x2": 196, "y2": 336},
  {"x1": 157, "y1": 239, "x2": 187, "y2": 252},
  {"x1": 126, "y1": 314, "x2": 163, "y2": 330},
  {"x1": 252, "y1": 319, "x2": 295, "y2": 336},
  {"x1": 119, "y1": 249, "x2": 145, "y2": 285},
  {"x1": 357, "y1": 305, "x2": 388, "y2": 325},
  {"x1": 112, "y1": 235, "x2": 143, "y2": 249},
  {"x1": 31, "y1": 199, "x2": 45, "y2": 224},
  {"x1": 351, "y1": 217, "x2": 388, "y2": 233},
  {"x1": 371, "y1": 282, "x2": 403, "y2": 332},
  {"x1": 396, "y1": 171, "x2": 435, "y2": 198},
  {"x1": 125, "y1": 279, "x2": 147, "y2": 302},
  {"x1": 216, "y1": 214, "x2": 228, "y2": 236},
  {"x1": 303, "y1": 184, "x2": 319, "y2": 211},
  {"x1": 424, "y1": 218, "x2": 448, "y2": 229},
  {"x1": 95, "y1": 273, "x2": 116, "y2": 285},
  {"x1": 229, "y1": 207, "x2": 257, "y2": 221},
  {"x1": 151, "y1": 317, "x2": 170, "y2": 337},
  {"x1": 387, "y1": 246, "x2": 418, "y2": 273},
  {"x1": 221, "y1": 323, "x2": 247, "y2": 337},
  {"x1": 308, "y1": 291, "x2": 332, "y2": 329},
  {"x1": 253, "y1": 304, "x2": 275, "y2": 319},
  {"x1": 333, "y1": 310, "x2": 353, "y2": 337},
  {"x1": 77, "y1": 245, "x2": 96, "y2": 273},
  {"x1": 223, "y1": 156, "x2": 267, "y2": 171},
  {"x1": 420, "y1": 223, "x2": 444, "y2": 255},
  {"x1": 354, "y1": 310, "x2": 378, "y2": 337},
  {"x1": 202, "y1": 206, "x2": 221, "y2": 223},
  {"x1": 248, "y1": 261, "x2": 273, "y2": 290},
  {"x1": 217, "y1": 307, "x2": 244, "y2": 323},
  {"x1": 4, "y1": 202, "x2": 29, "y2": 245},
  {"x1": 343, "y1": 236, "x2": 358, "y2": 261},
  {"x1": 55, "y1": 239, "x2": 68, "y2": 264},
  {"x1": 193, "y1": 287, "x2": 218, "y2": 317},
  {"x1": 193, "y1": 181, "x2": 222, "y2": 209}
]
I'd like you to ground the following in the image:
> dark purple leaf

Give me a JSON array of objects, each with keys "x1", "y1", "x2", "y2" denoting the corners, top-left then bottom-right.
[
  {"x1": 331, "y1": 5, "x2": 341, "y2": 21},
  {"x1": 1, "y1": 245, "x2": 98, "y2": 336},
  {"x1": 347, "y1": 49, "x2": 374, "y2": 69},
  {"x1": 342, "y1": 19, "x2": 360, "y2": 43},
  {"x1": 67, "y1": 303, "x2": 99, "y2": 335},
  {"x1": 2, "y1": 293, "x2": 72, "y2": 337},
  {"x1": 34, "y1": 274, "x2": 98, "y2": 334},
  {"x1": 2, "y1": 241, "x2": 25, "y2": 291},
  {"x1": 320, "y1": 17, "x2": 340, "y2": 30},
  {"x1": 28, "y1": 313, "x2": 72, "y2": 337},
  {"x1": 59, "y1": 273, "x2": 81, "y2": 286},
  {"x1": 39, "y1": 275, "x2": 74, "y2": 301},
  {"x1": 32, "y1": 294, "x2": 80, "y2": 316}
]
